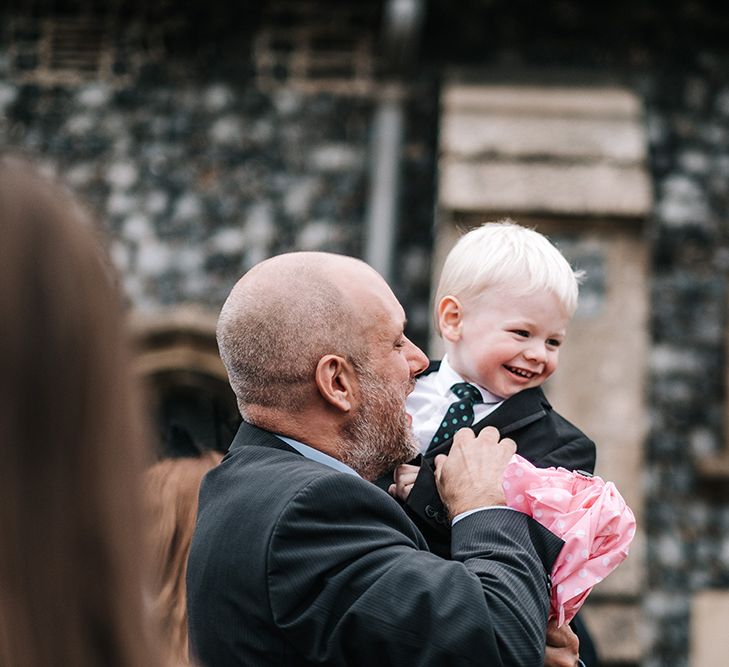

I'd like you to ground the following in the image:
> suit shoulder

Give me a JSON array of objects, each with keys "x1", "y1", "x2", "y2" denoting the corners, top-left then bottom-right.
[
  {"x1": 505, "y1": 386, "x2": 551, "y2": 408},
  {"x1": 278, "y1": 465, "x2": 411, "y2": 524},
  {"x1": 505, "y1": 387, "x2": 591, "y2": 444},
  {"x1": 547, "y1": 407, "x2": 594, "y2": 445},
  {"x1": 539, "y1": 407, "x2": 597, "y2": 473},
  {"x1": 266, "y1": 466, "x2": 428, "y2": 570},
  {"x1": 202, "y1": 444, "x2": 362, "y2": 515},
  {"x1": 225, "y1": 446, "x2": 408, "y2": 522}
]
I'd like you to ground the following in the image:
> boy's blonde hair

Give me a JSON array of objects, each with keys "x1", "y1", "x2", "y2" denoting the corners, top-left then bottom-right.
[{"x1": 434, "y1": 220, "x2": 583, "y2": 332}]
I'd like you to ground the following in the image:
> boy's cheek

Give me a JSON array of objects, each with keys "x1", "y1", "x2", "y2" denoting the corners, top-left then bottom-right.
[{"x1": 543, "y1": 359, "x2": 559, "y2": 380}]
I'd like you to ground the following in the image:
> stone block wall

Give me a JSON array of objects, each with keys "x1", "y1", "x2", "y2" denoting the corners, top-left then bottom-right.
[
  {"x1": 0, "y1": 3, "x2": 438, "y2": 343},
  {"x1": 0, "y1": 73, "x2": 369, "y2": 311}
]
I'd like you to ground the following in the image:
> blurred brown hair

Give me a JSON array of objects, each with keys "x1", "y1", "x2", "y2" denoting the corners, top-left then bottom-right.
[
  {"x1": 0, "y1": 156, "x2": 164, "y2": 666},
  {"x1": 144, "y1": 451, "x2": 222, "y2": 665}
]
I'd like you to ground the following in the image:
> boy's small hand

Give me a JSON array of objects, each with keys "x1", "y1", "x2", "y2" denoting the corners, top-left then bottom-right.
[
  {"x1": 387, "y1": 464, "x2": 420, "y2": 501},
  {"x1": 433, "y1": 426, "x2": 514, "y2": 519}
]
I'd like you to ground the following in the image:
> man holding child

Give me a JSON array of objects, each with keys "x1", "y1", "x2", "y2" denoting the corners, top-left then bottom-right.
[{"x1": 187, "y1": 250, "x2": 583, "y2": 666}]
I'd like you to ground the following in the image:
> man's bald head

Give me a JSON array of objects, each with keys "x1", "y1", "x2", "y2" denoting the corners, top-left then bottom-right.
[{"x1": 217, "y1": 252, "x2": 380, "y2": 417}]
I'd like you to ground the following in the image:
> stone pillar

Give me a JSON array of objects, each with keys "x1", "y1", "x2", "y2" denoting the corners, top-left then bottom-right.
[
  {"x1": 689, "y1": 591, "x2": 729, "y2": 666},
  {"x1": 435, "y1": 81, "x2": 653, "y2": 665}
]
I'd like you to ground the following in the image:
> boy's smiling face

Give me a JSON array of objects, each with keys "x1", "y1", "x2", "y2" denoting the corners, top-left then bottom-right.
[{"x1": 439, "y1": 287, "x2": 571, "y2": 399}]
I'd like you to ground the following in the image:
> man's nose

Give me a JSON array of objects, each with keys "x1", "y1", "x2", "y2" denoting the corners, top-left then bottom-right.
[{"x1": 406, "y1": 338, "x2": 429, "y2": 376}]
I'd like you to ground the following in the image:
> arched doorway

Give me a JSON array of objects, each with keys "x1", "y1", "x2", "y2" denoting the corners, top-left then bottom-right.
[{"x1": 130, "y1": 307, "x2": 241, "y2": 459}]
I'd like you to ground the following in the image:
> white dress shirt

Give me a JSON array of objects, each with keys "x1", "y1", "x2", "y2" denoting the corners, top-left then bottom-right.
[{"x1": 407, "y1": 355, "x2": 505, "y2": 453}]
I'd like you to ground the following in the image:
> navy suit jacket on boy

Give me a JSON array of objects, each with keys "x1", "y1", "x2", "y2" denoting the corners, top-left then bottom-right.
[{"x1": 375, "y1": 360, "x2": 596, "y2": 555}]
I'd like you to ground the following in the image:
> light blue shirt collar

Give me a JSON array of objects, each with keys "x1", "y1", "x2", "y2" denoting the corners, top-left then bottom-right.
[{"x1": 277, "y1": 434, "x2": 361, "y2": 477}]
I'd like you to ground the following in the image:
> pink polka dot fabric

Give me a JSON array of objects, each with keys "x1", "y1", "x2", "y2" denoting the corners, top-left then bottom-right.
[{"x1": 502, "y1": 454, "x2": 636, "y2": 627}]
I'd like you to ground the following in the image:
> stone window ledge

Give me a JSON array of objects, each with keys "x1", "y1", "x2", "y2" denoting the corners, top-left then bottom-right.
[{"x1": 696, "y1": 454, "x2": 729, "y2": 481}]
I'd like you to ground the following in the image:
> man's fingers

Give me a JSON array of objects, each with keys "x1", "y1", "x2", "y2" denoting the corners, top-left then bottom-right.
[
  {"x1": 544, "y1": 619, "x2": 580, "y2": 667},
  {"x1": 451, "y1": 426, "x2": 476, "y2": 446},
  {"x1": 546, "y1": 619, "x2": 579, "y2": 649},
  {"x1": 434, "y1": 424, "x2": 524, "y2": 516},
  {"x1": 389, "y1": 464, "x2": 420, "y2": 502},
  {"x1": 472, "y1": 426, "x2": 514, "y2": 452},
  {"x1": 499, "y1": 436, "x2": 517, "y2": 457},
  {"x1": 448, "y1": 426, "x2": 516, "y2": 470},
  {"x1": 478, "y1": 425, "x2": 500, "y2": 441},
  {"x1": 388, "y1": 482, "x2": 415, "y2": 500},
  {"x1": 393, "y1": 464, "x2": 419, "y2": 486},
  {"x1": 433, "y1": 454, "x2": 447, "y2": 483},
  {"x1": 475, "y1": 426, "x2": 506, "y2": 441}
]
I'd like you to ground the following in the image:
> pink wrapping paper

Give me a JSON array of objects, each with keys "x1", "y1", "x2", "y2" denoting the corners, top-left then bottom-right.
[{"x1": 502, "y1": 454, "x2": 636, "y2": 626}]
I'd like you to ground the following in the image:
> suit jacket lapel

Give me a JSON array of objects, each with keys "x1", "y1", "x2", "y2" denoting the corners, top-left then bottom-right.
[{"x1": 472, "y1": 387, "x2": 551, "y2": 437}]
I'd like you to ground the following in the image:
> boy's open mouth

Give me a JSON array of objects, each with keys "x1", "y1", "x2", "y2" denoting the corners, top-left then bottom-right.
[{"x1": 505, "y1": 365, "x2": 535, "y2": 379}]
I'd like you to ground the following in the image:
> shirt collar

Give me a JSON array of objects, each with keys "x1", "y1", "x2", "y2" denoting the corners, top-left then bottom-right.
[
  {"x1": 276, "y1": 434, "x2": 361, "y2": 477},
  {"x1": 437, "y1": 355, "x2": 503, "y2": 404}
]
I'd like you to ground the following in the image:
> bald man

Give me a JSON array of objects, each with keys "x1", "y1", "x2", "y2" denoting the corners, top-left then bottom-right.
[{"x1": 187, "y1": 252, "x2": 579, "y2": 667}]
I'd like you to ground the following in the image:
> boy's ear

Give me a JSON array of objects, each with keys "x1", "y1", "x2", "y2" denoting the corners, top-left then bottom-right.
[
  {"x1": 314, "y1": 354, "x2": 354, "y2": 412},
  {"x1": 438, "y1": 296, "x2": 464, "y2": 342}
]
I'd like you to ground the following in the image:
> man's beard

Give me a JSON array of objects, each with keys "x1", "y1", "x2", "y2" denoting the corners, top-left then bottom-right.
[{"x1": 339, "y1": 365, "x2": 419, "y2": 481}]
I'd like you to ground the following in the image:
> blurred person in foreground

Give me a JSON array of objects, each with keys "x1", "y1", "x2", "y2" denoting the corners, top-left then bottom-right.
[
  {"x1": 145, "y1": 444, "x2": 222, "y2": 665},
  {"x1": 0, "y1": 156, "x2": 166, "y2": 666},
  {"x1": 187, "y1": 251, "x2": 580, "y2": 667}
]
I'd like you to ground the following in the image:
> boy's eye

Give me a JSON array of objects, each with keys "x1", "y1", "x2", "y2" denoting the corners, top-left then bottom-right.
[
  {"x1": 512, "y1": 330, "x2": 529, "y2": 338},
  {"x1": 547, "y1": 338, "x2": 562, "y2": 347}
]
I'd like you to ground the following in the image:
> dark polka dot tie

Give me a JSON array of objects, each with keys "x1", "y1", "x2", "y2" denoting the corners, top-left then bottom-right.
[{"x1": 427, "y1": 382, "x2": 484, "y2": 451}]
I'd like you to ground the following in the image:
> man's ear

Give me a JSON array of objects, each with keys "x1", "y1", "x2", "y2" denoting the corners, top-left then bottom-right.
[
  {"x1": 315, "y1": 354, "x2": 355, "y2": 412},
  {"x1": 438, "y1": 296, "x2": 464, "y2": 342}
]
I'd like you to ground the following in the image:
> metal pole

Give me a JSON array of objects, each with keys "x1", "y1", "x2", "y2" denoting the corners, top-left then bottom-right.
[
  {"x1": 363, "y1": 0, "x2": 424, "y2": 283},
  {"x1": 364, "y1": 86, "x2": 404, "y2": 283}
]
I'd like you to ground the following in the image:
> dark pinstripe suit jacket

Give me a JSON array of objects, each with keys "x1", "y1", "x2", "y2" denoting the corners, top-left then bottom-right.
[{"x1": 187, "y1": 420, "x2": 564, "y2": 667}]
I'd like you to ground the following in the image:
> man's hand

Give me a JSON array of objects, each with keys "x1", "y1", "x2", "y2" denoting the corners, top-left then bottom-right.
[
  {"x1": 387, "y1": 463, "x2": 419, "y2": 501},
  {"x1": 544, "y1": 619, "x2": 581, "y2": 667},
  {"x1": 433, "y1": 426, "x2": 515, "y2": 519}
]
